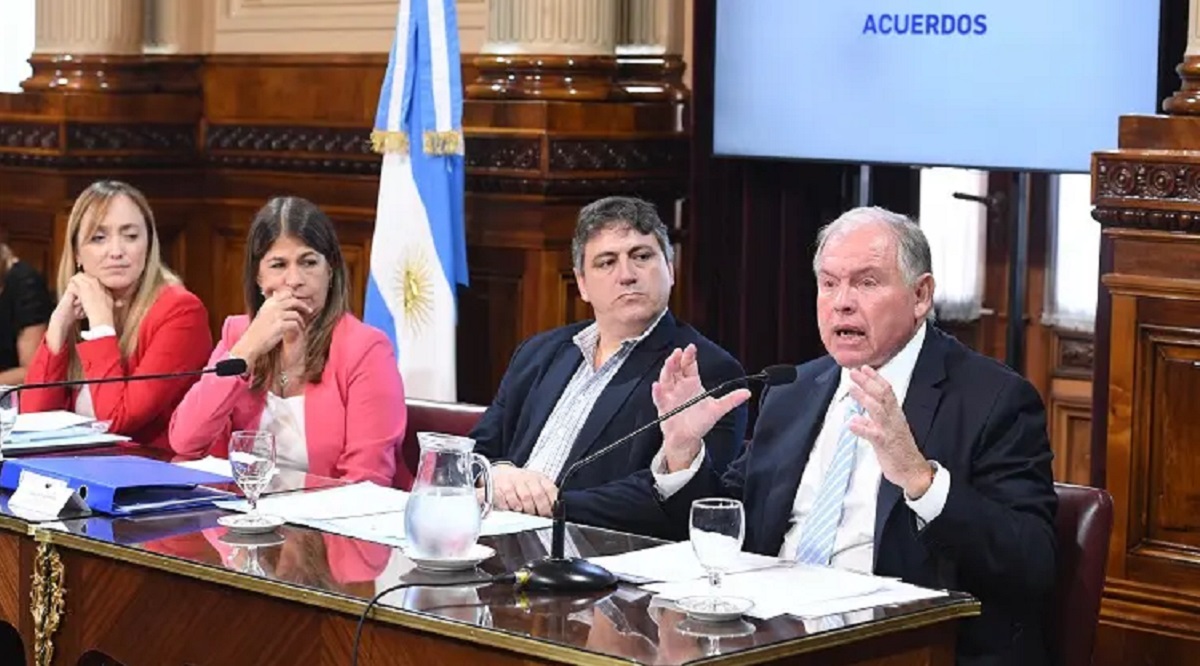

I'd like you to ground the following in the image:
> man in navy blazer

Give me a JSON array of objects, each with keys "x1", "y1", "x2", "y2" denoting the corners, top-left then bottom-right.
[
  {"x1": 470, "y1": 196, "x2": 747, "y2": 539},
  {"x1": 650, "y1": 207, "x2": 1056, "y2": 666}
]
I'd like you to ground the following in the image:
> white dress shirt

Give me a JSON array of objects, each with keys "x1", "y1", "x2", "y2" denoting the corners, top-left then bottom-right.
[
  {"x1": 72, "y1": 325, "x2": 117, "y2": 419},
  {"x1": 75, "y1": 386, "x2": 96, "y2": 418},
  {"x1": 521, "y1": 309, "x2": 666, "y2": 481},
  {"x1": 654, "y1": 323, "x2": 950, "y2": 574},
  {"x1": 257, "y1": 392, "x2": 309, "y2": 473}
]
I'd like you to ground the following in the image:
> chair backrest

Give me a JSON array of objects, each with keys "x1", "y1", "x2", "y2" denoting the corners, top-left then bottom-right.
[
  {"x1": 393, "y1": 398, "x2": 488, "y2": 490},
  {"x1": 1053, "y1": 482, "x2": 1114, "y2": 666}
]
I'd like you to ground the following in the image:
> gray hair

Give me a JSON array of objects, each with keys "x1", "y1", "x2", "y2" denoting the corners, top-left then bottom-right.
[
  {"x1": 813, "y1": 206, "x2": 936, "y2": 320},
  {"x1": 572, "y1": 196, "x2": 675, "y2": 272}
]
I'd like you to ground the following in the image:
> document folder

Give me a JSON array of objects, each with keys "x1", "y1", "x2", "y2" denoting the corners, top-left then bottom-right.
[{"x1": 0, "y1": 456, "x2": 235, "y2": 516}]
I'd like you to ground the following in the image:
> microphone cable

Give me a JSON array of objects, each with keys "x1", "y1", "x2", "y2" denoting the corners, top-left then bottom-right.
[{"x1": 351, "y1": 571, "x2": 518, "y2": 666}]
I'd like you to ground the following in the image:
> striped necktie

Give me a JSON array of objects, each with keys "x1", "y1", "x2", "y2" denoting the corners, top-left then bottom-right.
[{"x1": 794, "y1": 399, "x2": 863, "y2": 566}]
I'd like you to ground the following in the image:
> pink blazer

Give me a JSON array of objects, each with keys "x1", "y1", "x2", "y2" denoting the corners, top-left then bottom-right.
[{"x1": 168, "y1": 314, "x2": 405, "y2": 487}]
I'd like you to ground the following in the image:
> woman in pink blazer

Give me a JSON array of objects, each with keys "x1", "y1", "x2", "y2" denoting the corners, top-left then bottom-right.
[{"x1": 169, "y1": 197, "x2": 405, "y2": 486}]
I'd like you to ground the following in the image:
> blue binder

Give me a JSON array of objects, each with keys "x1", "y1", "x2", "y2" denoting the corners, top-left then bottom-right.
[
  {"x1": 65, "y1": 508, "x2": 225, "y2": 544},
  {"x1": 0, "y1": 456, "x2": 236, "y2": 516}
]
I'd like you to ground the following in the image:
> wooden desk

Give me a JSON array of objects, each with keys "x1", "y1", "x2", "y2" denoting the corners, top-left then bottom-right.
[
  {"x1": 0, "y1": 450, "x2": 978, "y2": 665},
  {"x1": 0, "y1": 506, "x2": 977, "y2": 666},
  {"x1": 0, "y1": 506, "x2": 32, "y2": 664}
]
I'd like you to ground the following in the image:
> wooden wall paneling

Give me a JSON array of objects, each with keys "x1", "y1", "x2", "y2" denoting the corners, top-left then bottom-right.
[
  {"x1": 1048, "y1": 377, "x2": 1093, "y2": 486},
  {"x1": 1130, "y1": 313, "x2": 1200, "y2": 582},
  {"x1": 0, "y1": 206, "x2": 56, "y2": 280},
  {"x1": 1046, "y1": 327, "x2": 1095, "y2": 485},
  {"x1": 1, "y1": 50, "x2": 689, "y2": 403},
  {"x1": 213, "y1": 214, "x2": 251, "y2": 327},
  {"x1": 462, "y1": 56, "x2": 691, "y2": 399},
  {"x1": 455, "y1": 248, "x2": 525, "y2": 406},
  {"x1": 1090, "y1": 109, "x2": 1200, "y2": 658}
]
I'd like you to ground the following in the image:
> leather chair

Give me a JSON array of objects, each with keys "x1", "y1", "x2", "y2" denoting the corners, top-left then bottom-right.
[
  {"x1": 1053, "y1": 482, "x2": 1113, "y2": 666},
  {"x1": 393, "y1": 398, "x2": 487, "y2": 490}
]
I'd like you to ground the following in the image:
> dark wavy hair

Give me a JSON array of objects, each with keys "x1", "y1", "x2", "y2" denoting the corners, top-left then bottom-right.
[{"x1": 242, "y1": 196, "x2": 350, "y2": 391}]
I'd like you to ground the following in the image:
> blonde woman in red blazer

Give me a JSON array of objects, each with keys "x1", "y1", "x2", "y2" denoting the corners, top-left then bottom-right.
[
  {"x1": 169, "y1": 197, "x2": 406, "y2": 487},
  {"x1": 22, "y1": 181, "x2": 212, "y2": 449}
]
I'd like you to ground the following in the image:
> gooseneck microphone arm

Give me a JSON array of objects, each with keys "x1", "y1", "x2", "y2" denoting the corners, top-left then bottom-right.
[
  {"x1": 517, "y1": 364, "x2": 798, "y2": 592},
  {"x1": 0, "y1": 358, "x2": 249, "y2": 403},
  {"x1": 550, "y1": 370, "x2": 772, "y2": 559}
]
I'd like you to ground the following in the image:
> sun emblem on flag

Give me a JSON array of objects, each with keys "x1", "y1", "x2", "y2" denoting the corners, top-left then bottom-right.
[{"x1": 393, "y1": 248, "x2": 435, "y2": 336}]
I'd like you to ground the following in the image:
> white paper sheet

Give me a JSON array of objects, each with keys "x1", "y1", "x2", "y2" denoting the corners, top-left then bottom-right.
[
  {"x1": 644, "y1": 564, "x2": 889, "y2": 619},
  {"x1": 215, "y1": 482, "x2": 553, "y2": 547},
  {"x1": 785, "y1": 579, "x2": 948, "y2": 618},
  {"x1": 588, "y1": 540, "x2": 784, "y2": 584},
  {"x1": 2, "y1": 432, "x2": 131, "y2": 453},
  {"x1": 294, "y1": 508, "x2": 551, "y2": 546},
  {"x1": 216, "y1": 481, "x2": 409, "y2": 520},
  {"x1": 172, "y1": 456, "x2": 236, "y2": 478},
  {"x1": 12, "y1": 410, "x2": 94, "y2": 432},
  {"x1": 479, "y1": 510, "x2": 553, "y2": 537}
]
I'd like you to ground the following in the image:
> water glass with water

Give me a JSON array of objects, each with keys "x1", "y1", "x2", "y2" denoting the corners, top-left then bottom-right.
[
  {"x1": 0, "y1": 386, "x2": 16, "y2": 459},
  {"x1": 229, "y1": 430, "x2": 277, "y2": 523},
  {"x1": 689, "y1": 498, "x2": 746, "y2": 609}
]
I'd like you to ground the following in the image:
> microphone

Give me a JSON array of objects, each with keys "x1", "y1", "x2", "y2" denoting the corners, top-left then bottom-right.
[
  {"x1": 951, "y1": 192, "x2": 990, "y2": 205},
  {"x1": 515, "y1": 364, "x2": 798, "y2": 592},
  {"x1": 0, "y1": 357, "x2": 248, "y2": 403}
]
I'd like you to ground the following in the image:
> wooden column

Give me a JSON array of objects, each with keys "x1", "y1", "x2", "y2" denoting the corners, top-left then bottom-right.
[
  {"x1": 616, "y1": 0, "x2": 687, "y2": 100},
  {"x1": 1163, "y1": 0, "x2": 1200, "y2": 114},
  {"x1": 460, "y1": 0, "x2": 689, "y2": 404},
  {"x1": 1091, "y1": 0, "x2": 1200, "y2": 660}
]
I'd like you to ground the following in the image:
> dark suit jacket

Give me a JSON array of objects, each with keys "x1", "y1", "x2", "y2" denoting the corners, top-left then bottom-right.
[
  {"x1": 663, "y1": 327, "x2": 1057, "y2": 666},
  {"x1": 471, "y1": 312, "x2": 747, "y2": 539}
]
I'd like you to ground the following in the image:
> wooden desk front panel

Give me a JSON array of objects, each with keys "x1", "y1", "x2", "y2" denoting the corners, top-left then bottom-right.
[
  {"x1": 36, "y1": 542, "x2": 962, "y2": 666},
  {"x1": 53, "y1": 545, "x2": 557, "y2": 666}
]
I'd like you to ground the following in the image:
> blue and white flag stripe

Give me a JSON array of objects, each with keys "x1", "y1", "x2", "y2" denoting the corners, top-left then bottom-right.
[{"x1": 365, "y1": 0, "x2": 468, "y2": 401}]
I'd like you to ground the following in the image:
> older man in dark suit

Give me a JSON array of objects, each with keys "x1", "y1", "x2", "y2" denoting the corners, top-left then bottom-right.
[
  {"x1": 470, "y1": 196, "x2": 746, "y2": 539},
  {"x1": 650, "y1": 206, "x2": 1057, "y2": 665}
]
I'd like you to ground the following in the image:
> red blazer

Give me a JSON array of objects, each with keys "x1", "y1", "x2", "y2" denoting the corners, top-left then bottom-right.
[
  {"x1": 21, "y1": 284, "x2": 212, "y2": 450},
  {"x1": 168, "y1": 313, "x2": 405, "y2": 487}
]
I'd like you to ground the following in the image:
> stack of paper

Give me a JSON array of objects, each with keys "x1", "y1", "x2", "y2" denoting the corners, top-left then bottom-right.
[
  {"x1": 587, "y1": 541, "x2": 947, "y2": 620},
  {"x1": 642, "y1": 564, "x2": 947, "y2": 620},
  {"x1": 215, "y1": 482, "x2": 553, "y2": 547},
  {"x1": 589, "y1": 540, "x2": 783, "y2": 584},
  {"x1": 6, "y1": 411, "x2": 131, "y2": 453}
]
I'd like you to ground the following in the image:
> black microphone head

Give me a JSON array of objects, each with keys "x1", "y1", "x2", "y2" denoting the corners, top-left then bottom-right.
[
  {"x1": 760, "y1": 365, "x2": 797, "y2": 386},
  {"x1": 215, "y1": 357, "x2": 248, "y2": 377}
]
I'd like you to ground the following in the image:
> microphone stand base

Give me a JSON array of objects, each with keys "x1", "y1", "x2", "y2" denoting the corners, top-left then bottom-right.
[{"x1": 520, "y1": 556, "x2": 617, "y2": 592}]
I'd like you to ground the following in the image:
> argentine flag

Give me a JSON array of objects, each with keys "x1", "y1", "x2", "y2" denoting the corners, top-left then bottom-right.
[{"x1": 365, "y1": 0, "x2": 468, "y2": 401}]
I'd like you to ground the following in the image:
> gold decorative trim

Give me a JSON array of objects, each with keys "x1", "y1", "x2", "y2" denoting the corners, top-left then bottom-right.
[
  {"x1": 370, "y1": 129, "x2": 410, "y2": 155},
  {"x1": 35, "y1": 529, "x2": 978, "y2": 666},
  {"x1": 0, "y1": 512, "x2": 35, "y2": 536},
  {"x1": 34, "y1": 530, "x2": 625, "y2": 665},
  {"x1": 422, "y1": 130, "x2": 463, "y2": 155},
  {"x1": 30, "y1": 538, "x2": 65, "y2": 666}
]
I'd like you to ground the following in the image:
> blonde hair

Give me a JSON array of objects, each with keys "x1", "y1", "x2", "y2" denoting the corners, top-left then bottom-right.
[{"x1": 57, "y1": 181, "x2": 180, "y2": 380}]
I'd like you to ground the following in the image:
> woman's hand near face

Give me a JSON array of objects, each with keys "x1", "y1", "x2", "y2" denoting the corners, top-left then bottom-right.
[
  {"x1": 44, "y1": 280, "x2": 84, "y2": 354},
  {"x1": 229, "y1": 289, "x2": 313, "y2": 366},
  {"x1": 70, "y1": 273, "x2": 116, "y2": 329}
]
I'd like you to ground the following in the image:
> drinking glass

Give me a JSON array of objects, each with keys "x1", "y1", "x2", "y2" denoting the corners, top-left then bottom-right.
[
  {"x1": 229, "y1": 430, "x2": 277, "y2": 525},
  {"x1": 0, "y1": 387, "x2": 16, "y2": 459},
  {"x1": 688, "y1": 498, "x2": 745, "y2": 612}
]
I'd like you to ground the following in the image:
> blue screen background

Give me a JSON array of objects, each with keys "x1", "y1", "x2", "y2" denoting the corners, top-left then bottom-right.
[{"x1": 713, "y1": 1, "x2": 1161, "y2": 173}]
